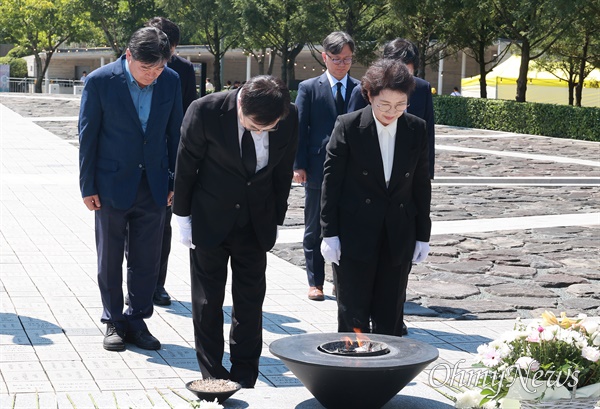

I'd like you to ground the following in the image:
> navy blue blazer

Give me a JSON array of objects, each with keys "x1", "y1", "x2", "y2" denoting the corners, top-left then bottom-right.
[
  {"x1": 168, "y1": 55, "x2": 197, "y2": 114},
  {"x1": 347, "y1": 76, "x2": 435, "y2": 178},
  {"x1": 79, "y1": 55, "x2": 183, "y2": 210},
  {"x1": 294, "y1": 73, "x2": 362, "y2": 189}
]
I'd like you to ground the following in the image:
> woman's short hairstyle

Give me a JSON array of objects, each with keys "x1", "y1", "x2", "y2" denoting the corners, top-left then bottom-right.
[
  {"x1": 240, "y1": 75, "x2": 290, "y2": 125},
  {"x1": 361, "y1": 58, "x2": 416, "y2": 102}
]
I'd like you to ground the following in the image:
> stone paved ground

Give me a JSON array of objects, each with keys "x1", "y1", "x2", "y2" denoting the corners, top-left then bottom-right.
[{"x1": 2, "y1": 94, "x2": 599, "y2": 323}]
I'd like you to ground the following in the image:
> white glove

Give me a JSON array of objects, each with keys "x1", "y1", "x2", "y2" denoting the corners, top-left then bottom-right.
[
  {"x1": 321, "y1": 236, "x2": 341, "y2": 265},
  {"x1": 412, "y1": 241, "x2": 430, "y2": 263},
  {"x1": 175, "y1": 215, "x2": 195, "y2": 249}
]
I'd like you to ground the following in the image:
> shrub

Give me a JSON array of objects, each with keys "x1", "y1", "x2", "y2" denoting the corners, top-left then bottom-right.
[
  {"x1": 433, "y1": 96, "x2": 600, "y2": 142},
  {"x1": 0, "y1": 56, "x2": 28, "y2": 78}
]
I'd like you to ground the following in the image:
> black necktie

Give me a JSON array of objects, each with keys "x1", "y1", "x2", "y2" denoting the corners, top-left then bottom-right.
[
  {"x1": 241, "y1": 130, "x2": 257, "y2": 176},
  {"x1": 335, "y1": 82, "x2": 345, "y2": 116}
]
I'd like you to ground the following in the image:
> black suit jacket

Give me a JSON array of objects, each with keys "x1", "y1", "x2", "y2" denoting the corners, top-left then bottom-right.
[
  {"x1": 173, "y1": 90, "x2": 298, "y2": 252},
  {"x1": 321, "y1": 106, "x2": 431, "y2": 265},
  {"x1": 168, "y1": 55, "x2": 197, "y2": 114}
]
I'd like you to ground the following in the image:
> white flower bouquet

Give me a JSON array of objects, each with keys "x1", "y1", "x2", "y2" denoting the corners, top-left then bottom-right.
[{"x1": 454, "y1": 311, "x2": 600, "y2": 409}]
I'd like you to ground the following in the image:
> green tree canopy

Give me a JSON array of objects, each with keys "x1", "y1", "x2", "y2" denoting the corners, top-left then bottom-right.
[{"x1": 0, "y1": 0, "x2": 92, "y2": 92}]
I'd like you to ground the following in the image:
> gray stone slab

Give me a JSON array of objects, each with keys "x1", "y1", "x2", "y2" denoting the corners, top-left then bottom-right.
[
  {"x1": 487, "y1": 265, "x2": 536, "y2": 279},
  {"x1": 560, "y1": 297, "x2": 600, "y2": 310},
  {"x1": 404, "y1": 302, "x2": 439, "y2": 317},
  {"x1": 491, "y1": 296, "x2": 558, "y2": 309},
  {"x1": 485, "y1": 283, "x2": 556, "y2": 298},
  {"x1": 419, "y1": 272, "x2": 510, "y2": 286},
  {"x1": 410, "y1": 282, "x2": 480, "y2": 299},
  {"x1": 535, "y1": 273, "x2": 590, "y2": 287},
  {"x1": 567, "y1": 283, "x2": 600, "y2": 296},
  {"x1": 426, "y1": 299, "x2": 515, "y2": 314},
  {"x1": 524, "y1": 255, "x2": 564, "y2": 269},
  {"x1": 429, "y1": 260, "x2": 493, "y2": 274}
]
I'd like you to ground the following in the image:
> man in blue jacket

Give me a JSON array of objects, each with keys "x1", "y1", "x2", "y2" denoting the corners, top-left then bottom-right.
[
  {"x1": 78, "y1": 26, "x2": 183, "y2": 351},
  {"x1": 293, "y1": 31, "x2": 365, "y2": 301}
]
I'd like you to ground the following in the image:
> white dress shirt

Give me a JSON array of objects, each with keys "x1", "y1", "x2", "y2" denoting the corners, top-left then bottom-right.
[
  {"x1": 373, "y1": 113, "x2": 398, "y2": 187},
  {"x1": 236, "y1": 97, "x2": 269, "y2": 173}
]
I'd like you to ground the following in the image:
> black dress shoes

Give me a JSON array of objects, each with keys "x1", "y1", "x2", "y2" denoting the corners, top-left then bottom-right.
[
  {"x1": 103, "y1": 323, "x2": 126, "y2": 351},
  {"x1": 237, "y1": 380, "x2": 255, "y2": 389},
  {"x1": 153, "y1": 287, "x2": 171, "y2": 306},
  {"x1": 401, "y1": 322, "x2": 409, "y2": 336},
  {"x1": 126, "y1": 329, "x2": 161, "y2": 350}
]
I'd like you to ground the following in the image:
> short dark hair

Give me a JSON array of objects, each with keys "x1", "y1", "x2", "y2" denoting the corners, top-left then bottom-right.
[
  {"x1": 361, "y1": 59, "x2": 415, "y2": 101},
  {"x1": 146, "y1": 17, "x2": 180, "y2": 47},
  {"x1": 127, "y1": 26, "x2": 171, "y2": 65},
  {"x1": 240, "y1": 75, "x2": 290, "y2": 124},
  {"x1": 382, "y1": 38, "x2": 420, "y2": 69},
  {"x1": 323, "y1": 31, "x2": 355, "y2": 54}
]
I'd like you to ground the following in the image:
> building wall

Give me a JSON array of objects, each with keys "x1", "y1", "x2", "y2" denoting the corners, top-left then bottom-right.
[{"x1": 22, "y1": 45, "x2": 494, "y2": 95}]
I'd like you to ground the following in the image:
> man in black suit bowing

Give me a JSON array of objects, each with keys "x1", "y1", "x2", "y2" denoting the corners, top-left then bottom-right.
[
  {"x1": 293, "y1": 31, "x2": 364, "y2": 301},
  {"x1": 173, "y1": 76, "x2": 297, "y2": 388}
]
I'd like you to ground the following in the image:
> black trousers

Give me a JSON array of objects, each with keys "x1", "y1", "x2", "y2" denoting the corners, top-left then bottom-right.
[
  {"x1": 190, "y1": 223, "x2": 267, "y2": 386},
  {"x1": 303, "y1": 186, "x2": 325, "y2": 287},
  {"x1": 156, "y1": 206, "x2": 172, "y2": 289},
  {"x1": 96, "y1": 175, "x2": 165, "y2": 332},
  {"x1": 333, "y1": 230, "x2": 411, "y2": 336}
]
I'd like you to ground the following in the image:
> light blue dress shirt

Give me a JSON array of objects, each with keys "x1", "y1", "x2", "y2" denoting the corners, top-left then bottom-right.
[{"x1": 123, "y1": 58, "x2": 155, "y2": 132}]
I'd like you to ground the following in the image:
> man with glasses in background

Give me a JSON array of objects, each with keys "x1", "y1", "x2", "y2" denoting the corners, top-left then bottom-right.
[
  {"x1": 293, "y1": 31, "x2": 365, "y2": 301},
  {"x1": 173, "y1": 76, "x2": 298, "y2": 388}
]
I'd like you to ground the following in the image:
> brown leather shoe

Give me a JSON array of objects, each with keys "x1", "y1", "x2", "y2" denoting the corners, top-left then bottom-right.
[{"x1": 308, "y1": 286, "x2": 325, "y2": 301}]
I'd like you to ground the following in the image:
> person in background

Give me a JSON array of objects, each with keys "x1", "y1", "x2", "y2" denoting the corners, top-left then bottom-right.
[
  {"x1": 141, "y1": 16, "x2": 197, "y2": 306},
  {"x1": 320, "y1": 58, "x2": 431, "y2": 337},
  {"x1": 451, "y1": 86, "x2": 462, "y2": 96},
  {"x1": 78, "y1": 27, "x2": 182, "y2": 351},
  {"x1": 80, "y1": 71, "x2": 87, "y2": 82},
  {"x1": 173, "y1": 76, "x2": 298, "y2": 388},
  {"x1": 205, "y1": 78, "x2": 215, "y2": 92},
  {"x1": 293, "y1": 31, "x2": 365, "y2": 302},
  {"x1": 382, "y1": 39, "x2": 435, "y2": 180}
]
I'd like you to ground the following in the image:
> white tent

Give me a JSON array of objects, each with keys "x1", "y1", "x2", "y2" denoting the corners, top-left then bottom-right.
[{"x1": 461, "y1": 55, "x2": 600, "y2": 107}]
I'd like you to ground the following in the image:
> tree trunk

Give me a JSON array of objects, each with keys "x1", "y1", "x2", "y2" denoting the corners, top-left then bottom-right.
[
  {"x1": 478, "y1": 42, "x2": 487, "y2": 99},
  {"x1": 575, "y1": 33, "x2": 589, "y2": 107},
  {"x1": 34, "y1": 53, "x2": 44, "y2": 94},
  {"x1": 515, "y1": 40, "x2": 530, "y2": 102},
  {"x1": 212, "y1": 24, "x2": 222, "y2": 91},
  {"x1": 568, "y1": 83, "x2": 575, "y2": 106},
  {"x1": 280, "y1": 46, "x2": 288, "y2": 86}
]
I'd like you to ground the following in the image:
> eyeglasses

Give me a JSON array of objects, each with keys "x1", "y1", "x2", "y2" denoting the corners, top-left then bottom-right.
[
  {"x1": 375, "y1": 102, "x2": 410, "y2": 113},
  {"x1": 239, "y1": 107, "x2": 280, "y2": 133},
  {"x1": 326, "y1": 53, "x2": 353, "y2": 66},
  {"x1": 245, "y1": 124, "x2": 279, "y2": 133}
]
